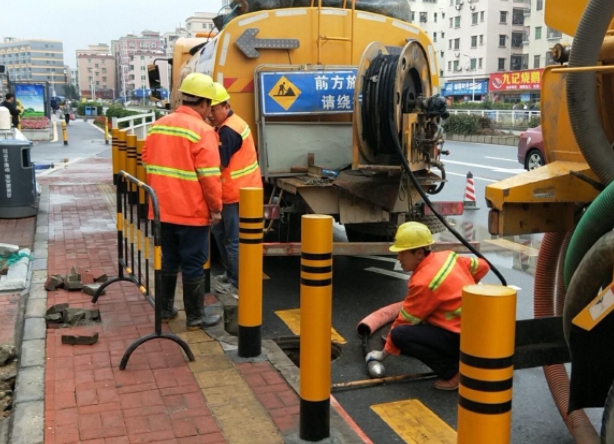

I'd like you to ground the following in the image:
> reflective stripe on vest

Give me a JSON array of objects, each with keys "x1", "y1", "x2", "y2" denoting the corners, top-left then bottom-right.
[
  {"x1": 197, "y1": 166, "x2": 222, "y2": 178},
  {"x1": 444, "y1": 307, "x2": 462, "y2": 320},
  {"x1": 469, "y1": 257, "x2": 478, "y2": 275},
  {"x1": 400, "y1": 308, "x2": 422, "y2": 324},
  {"x1": 148, "y1": 125, "x2": 200, "y2": 143},
  {"x1": 428, "y1": 252, "x2": 459, "y2": 292},
  {"x1": 145, "y1": 164, "x2": 198, "y2": 181},
  {"x1": 230, "y1": 160, "x2": 259, "y2": 179}
]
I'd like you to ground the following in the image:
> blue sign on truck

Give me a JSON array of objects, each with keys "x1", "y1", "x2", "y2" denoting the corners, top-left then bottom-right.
[{"x1": 259, "y1": 70, "x2": 357, "y2": 116}]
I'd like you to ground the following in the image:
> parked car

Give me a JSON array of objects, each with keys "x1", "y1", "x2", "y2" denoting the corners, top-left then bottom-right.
[{"x1": 517, "y1": 125, "x2": 545, "y2": 170}]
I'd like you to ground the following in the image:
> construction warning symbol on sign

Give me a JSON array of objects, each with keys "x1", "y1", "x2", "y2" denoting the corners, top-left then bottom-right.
[{"x1": 268, "y1": 76, "x2": 301, "y2": 111}]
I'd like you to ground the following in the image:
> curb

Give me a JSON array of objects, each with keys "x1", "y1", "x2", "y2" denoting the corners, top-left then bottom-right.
[
  {"x1": 7, "y1": 186, "x2": 50, "y2": 444},
  {"x1": 206, "y1": 323, "x2": 367, "y2": 443}
]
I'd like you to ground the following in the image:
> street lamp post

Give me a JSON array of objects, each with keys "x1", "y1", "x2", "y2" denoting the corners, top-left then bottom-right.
[{"x1": 463, "y1": 54, "x2": 476, "y2": 101}]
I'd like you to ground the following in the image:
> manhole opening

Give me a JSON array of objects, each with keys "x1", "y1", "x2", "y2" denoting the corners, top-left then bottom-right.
[{"x1": 272, "y1": 336, "x2": 342, "y2": 367}]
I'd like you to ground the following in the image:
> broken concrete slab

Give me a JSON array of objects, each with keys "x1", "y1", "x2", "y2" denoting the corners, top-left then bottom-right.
[
  {"x1": 0, "y1": 248, "x2": 31, "y2": 292},
  {"x1": 82, "y1": 284, "x2": 105, "y2": 296},
  {"x1": 44, "y1": 275, "x2": 64, "y2": 291},
  {"x1": 94, "y1": 273, "x2": 108, "y2": 283},
  {"x1": 61, "y1": 332, "x2": 99, "y2": 346},
  {"x1": 46, "y1": 303, "x2": 69, "y2": 317},
  {"x1": 0, "y1": 345, "x2": 16, "y2": 366}
]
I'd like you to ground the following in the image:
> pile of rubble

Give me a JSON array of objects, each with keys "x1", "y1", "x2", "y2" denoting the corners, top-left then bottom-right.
[
  {"x1": 0, "y1": 345, "x2": 16, "y2": 420},
  {"x1": 44, "y1": 266, "x2": 107, "y2": 296}
]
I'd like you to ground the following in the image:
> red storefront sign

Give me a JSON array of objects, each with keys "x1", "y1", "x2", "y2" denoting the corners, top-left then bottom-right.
[{"x1": 489, "y1": 69, "x2": 544, "y2": 91}]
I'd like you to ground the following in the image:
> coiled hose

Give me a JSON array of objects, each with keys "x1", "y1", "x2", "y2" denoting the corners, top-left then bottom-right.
[
  {"x1": 535, "y1": 232, "x2": 599, "y2": 443},
  {"x1": 361, "y1": 52, "x2": 507, "y2": 286}
]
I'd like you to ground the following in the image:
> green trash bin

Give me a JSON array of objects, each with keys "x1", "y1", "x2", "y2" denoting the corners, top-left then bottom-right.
[{"x1": 0, "y1": 139, "x2": 37, "y2": 218}]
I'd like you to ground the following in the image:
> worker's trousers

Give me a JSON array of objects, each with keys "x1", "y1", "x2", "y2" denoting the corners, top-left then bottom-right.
[
  {"x1": 390, "y1": 324, "x2": 460, "y2": 380},
  {"x1": 160, "y1": 222, "x2": 210, "y2": 281}
]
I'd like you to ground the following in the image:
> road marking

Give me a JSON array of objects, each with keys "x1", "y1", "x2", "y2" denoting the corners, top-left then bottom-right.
[
  {"x1": 484, "y1": 238, "x2": 540, "y2": 256},
  {"x1": 365, "y1": 267, "x2": 409, "y2": 280},
  {"x1": 484, "y1": 156, "x2": 518, "y2": 163},
  {"x1": 446, "y1": 171, "x2": 496, "y2": 183},
  {"x1": 275, "y1": 308, "x2": 346, "y2": 344},
  {"x1": 445, "y1": 159, "x2": 525, "y2": 174},
  {"x1": 371, "y1": 399, "x2": 457, "y2": 443},
  {"x1": 356, "y1": 255, "x2": 398, "y2": 263}
]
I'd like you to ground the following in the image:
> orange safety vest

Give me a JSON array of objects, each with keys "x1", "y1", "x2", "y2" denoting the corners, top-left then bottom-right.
[
  {"x1": 142, "y1": 106, "x2": 223, "y2": 226},
  {"x1": 384, "y1": 251, "x2": 491, "y2": 356},
  {"x1": 218, "y1": 113, "x2": 262, "y2": 203}
]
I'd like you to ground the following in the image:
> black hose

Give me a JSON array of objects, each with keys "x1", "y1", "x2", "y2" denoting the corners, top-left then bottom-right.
[{"x1": 362, "y1": 55, "x2": 507, "y2": 286}]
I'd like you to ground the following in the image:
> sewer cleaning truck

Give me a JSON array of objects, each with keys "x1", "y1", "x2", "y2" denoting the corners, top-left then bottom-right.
[{"x1": 148, "y1": 0, "x2": 462, "y2": 250}]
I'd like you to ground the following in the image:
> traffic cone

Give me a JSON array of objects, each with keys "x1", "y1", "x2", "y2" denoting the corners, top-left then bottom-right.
[{"x1": 463, "y1": 171, "x2": 479, "y2": 210}]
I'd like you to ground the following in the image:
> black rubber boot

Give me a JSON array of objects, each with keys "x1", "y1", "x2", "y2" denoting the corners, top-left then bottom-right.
[
  {"x1": 183, "y1": 276, "x2": 221, "y2": 330},
  {"x1": 160, "y1": 272, "x2": 178, "y2": 322}
]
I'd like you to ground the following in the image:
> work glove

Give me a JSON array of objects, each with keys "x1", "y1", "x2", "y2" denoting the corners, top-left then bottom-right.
[{"x1": 365, "y1": 350, "x2": 387, "y2": 363}]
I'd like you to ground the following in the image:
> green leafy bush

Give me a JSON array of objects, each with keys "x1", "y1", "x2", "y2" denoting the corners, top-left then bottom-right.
[
  {"x1": 527, "y1": 115, "x2": 541, "y2": 128},
  {"x1": 443, "y1": 114, "x2": 481, "y2": 135}
]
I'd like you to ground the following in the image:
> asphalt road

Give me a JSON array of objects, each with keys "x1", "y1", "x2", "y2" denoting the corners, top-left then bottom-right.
[{"x1": 30, "y1": 123, "x2": 602, "y2": 443}]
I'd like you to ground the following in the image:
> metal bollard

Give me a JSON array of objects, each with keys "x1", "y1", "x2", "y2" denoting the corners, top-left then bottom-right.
[
  {"x1": 62, "y1": 121, "x2": 68, "y2": 146},
  {"x1": 111, "y1": 128, "x2": 120, "y2": 185},
  {"x1": 126, "y1": 134, "x2": 138, "y2": 204},
  {"x1": 238, "y1": 187, "x2": 264, "y2": 358},
  {"x1": 104, "y1": 116, "x2": 109, "y2": 144},
  {"x1": 457, "y1": 284, "x2": 517, "y2": 444},
  {"x1": 299, "y1": 215, "x2": 333, "y2": 442}
]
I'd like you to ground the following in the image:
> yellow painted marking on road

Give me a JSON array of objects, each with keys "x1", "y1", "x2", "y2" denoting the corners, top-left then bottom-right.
[
  {"x1": 484, "y1": 238, "x2": 540, "y2": 257},
  {"x1": 371, "y1": 399, "x2": 457, "y2": 444},
  {"x1": 275, "y1": 308, "x2": 346, "y2": 344}
]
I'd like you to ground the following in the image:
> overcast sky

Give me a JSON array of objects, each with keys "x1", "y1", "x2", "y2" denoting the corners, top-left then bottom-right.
[{"x1": 0, "y1": 1, "x2": 224, "y2": 67}]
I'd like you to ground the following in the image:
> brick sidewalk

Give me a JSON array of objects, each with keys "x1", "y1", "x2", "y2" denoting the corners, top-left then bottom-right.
[{"x1": 0, "y1": 157, "x2": 366, "y2": 444}]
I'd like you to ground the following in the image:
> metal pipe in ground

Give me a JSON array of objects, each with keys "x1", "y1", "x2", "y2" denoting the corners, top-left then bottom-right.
[
  {"x1": 238, "y1": 187, "x2": 264, "y2": 358},
  {"x1": 300, "y1": 215, "x2": 333, "y2": 442},
  {"x1": 457, "y1": 284, "x2": 517, "y2": 444}
]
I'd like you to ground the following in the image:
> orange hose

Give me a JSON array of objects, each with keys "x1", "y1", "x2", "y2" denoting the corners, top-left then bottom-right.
[
  {"x1": 534, "y1": 232, "x2": 599, "y2": 443},
  {"x1": 356, "y1": 301, "x2": 403, "y2": 337}
]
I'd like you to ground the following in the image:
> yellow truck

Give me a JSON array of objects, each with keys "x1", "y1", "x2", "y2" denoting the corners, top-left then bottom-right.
[
  {"x1": 148, "y1": 0, "x2": 463, "y2": 252},
  {"x1": 485, "y1": 0, "x2": 614, "y2": 440}
]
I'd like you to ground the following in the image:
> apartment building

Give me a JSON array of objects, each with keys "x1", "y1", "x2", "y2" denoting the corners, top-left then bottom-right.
[
  {"x1": 76, "y1": 44, "x2": 116, "y2": 99},
  {"x1": 0, "y1": 38, "x2": 66, "y2": 95},
  {"x1": 111, "y1": 31, "x2": 167, "y2": 100},
  {"x1": 185, "y1": 12, "x2": 217, "y2": 37}
]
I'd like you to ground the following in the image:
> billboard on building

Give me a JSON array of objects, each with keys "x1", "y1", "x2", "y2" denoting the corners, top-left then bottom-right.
[
  {"x1": 489, "y1": 69, "x2": 544, "y2": 92},
  {"x1": 14, "y1": 83, "x2": 46, "y2": 117},
  {"x1": 442, "y1": 80, "x2": 488, "y2": 96}
]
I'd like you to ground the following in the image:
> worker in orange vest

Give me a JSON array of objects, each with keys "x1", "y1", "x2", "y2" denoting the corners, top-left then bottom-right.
[
  {"x1": 366, "y1": 222, "x2": 490, "y2": 390},
  {"x1": 143, "y1": 73, "x2": 223, "y2": 330},
  {"x1": 207, "y1": 82, "x2": 262, "y2": 299}
]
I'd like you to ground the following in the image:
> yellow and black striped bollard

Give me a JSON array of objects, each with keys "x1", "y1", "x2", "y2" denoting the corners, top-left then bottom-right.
[
  {"x1": 136, "y1": 139, "x2": 148, "y2": 219},
  {"x1": 457, "y1": 284, "x2": 517, "y2": 444},
  {"x1": 238, "y1": 187, "x2": 264, "y2": 358},
  {"x1": 104, "y1": 116, "x2": 109, "y2": 144},
  {"x1": 126, "y1": 134, "x2": 138, "y2": 204},
  {"x1": 62, "y1": 121, "x2": 68, "y2": 146},
  {"x1": 117, "y1": 129, "x2": 127, "y2": 183},
  {"x1": 111, "y1": 128, "x2": 120, "y2": 185},
  {"x1": 299, "y1": 215, "x2": 333, "y2": 442}
]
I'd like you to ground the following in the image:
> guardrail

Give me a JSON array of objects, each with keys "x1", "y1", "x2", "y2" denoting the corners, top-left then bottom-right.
[
  {"x1": 448, "y1": 109, "x2": 540, "y2": 127},
  {"x1": 91, "y1": 171, "x2": 195, "y2": 370}
]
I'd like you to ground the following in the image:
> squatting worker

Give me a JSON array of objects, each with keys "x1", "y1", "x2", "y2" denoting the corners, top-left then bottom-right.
[
  {"x1": 142, "y1": 72, "x2": 223, "y2": 330},
  {"x1": 365, "y1": 222, "x2": 490, "y2": 390},
  {"x1": 207, "y1": 82, "x2": 262, "y2": 299}
]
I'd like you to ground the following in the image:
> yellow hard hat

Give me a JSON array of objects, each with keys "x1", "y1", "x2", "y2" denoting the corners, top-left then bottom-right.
[
  {"x1": 389, "y1": 222, "x2": 434, "y2": 252},
  {"x1": 211, "y1": 82, "x2": 231, "y2": 106},
  {"x1": 179, "y1": 73, "x2": 216, "y2": 100}
]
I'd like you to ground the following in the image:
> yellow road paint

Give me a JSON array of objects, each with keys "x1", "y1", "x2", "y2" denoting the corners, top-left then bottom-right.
[
  {"x1": 371, "y1": 399, "x2": 456, "y2": 444},
  {"x1": 484, "y1": 238, "x2": 540, "y2": 257},
  {"x1": 275, "y1": 308, "x2": 346, "y2": 344}
]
